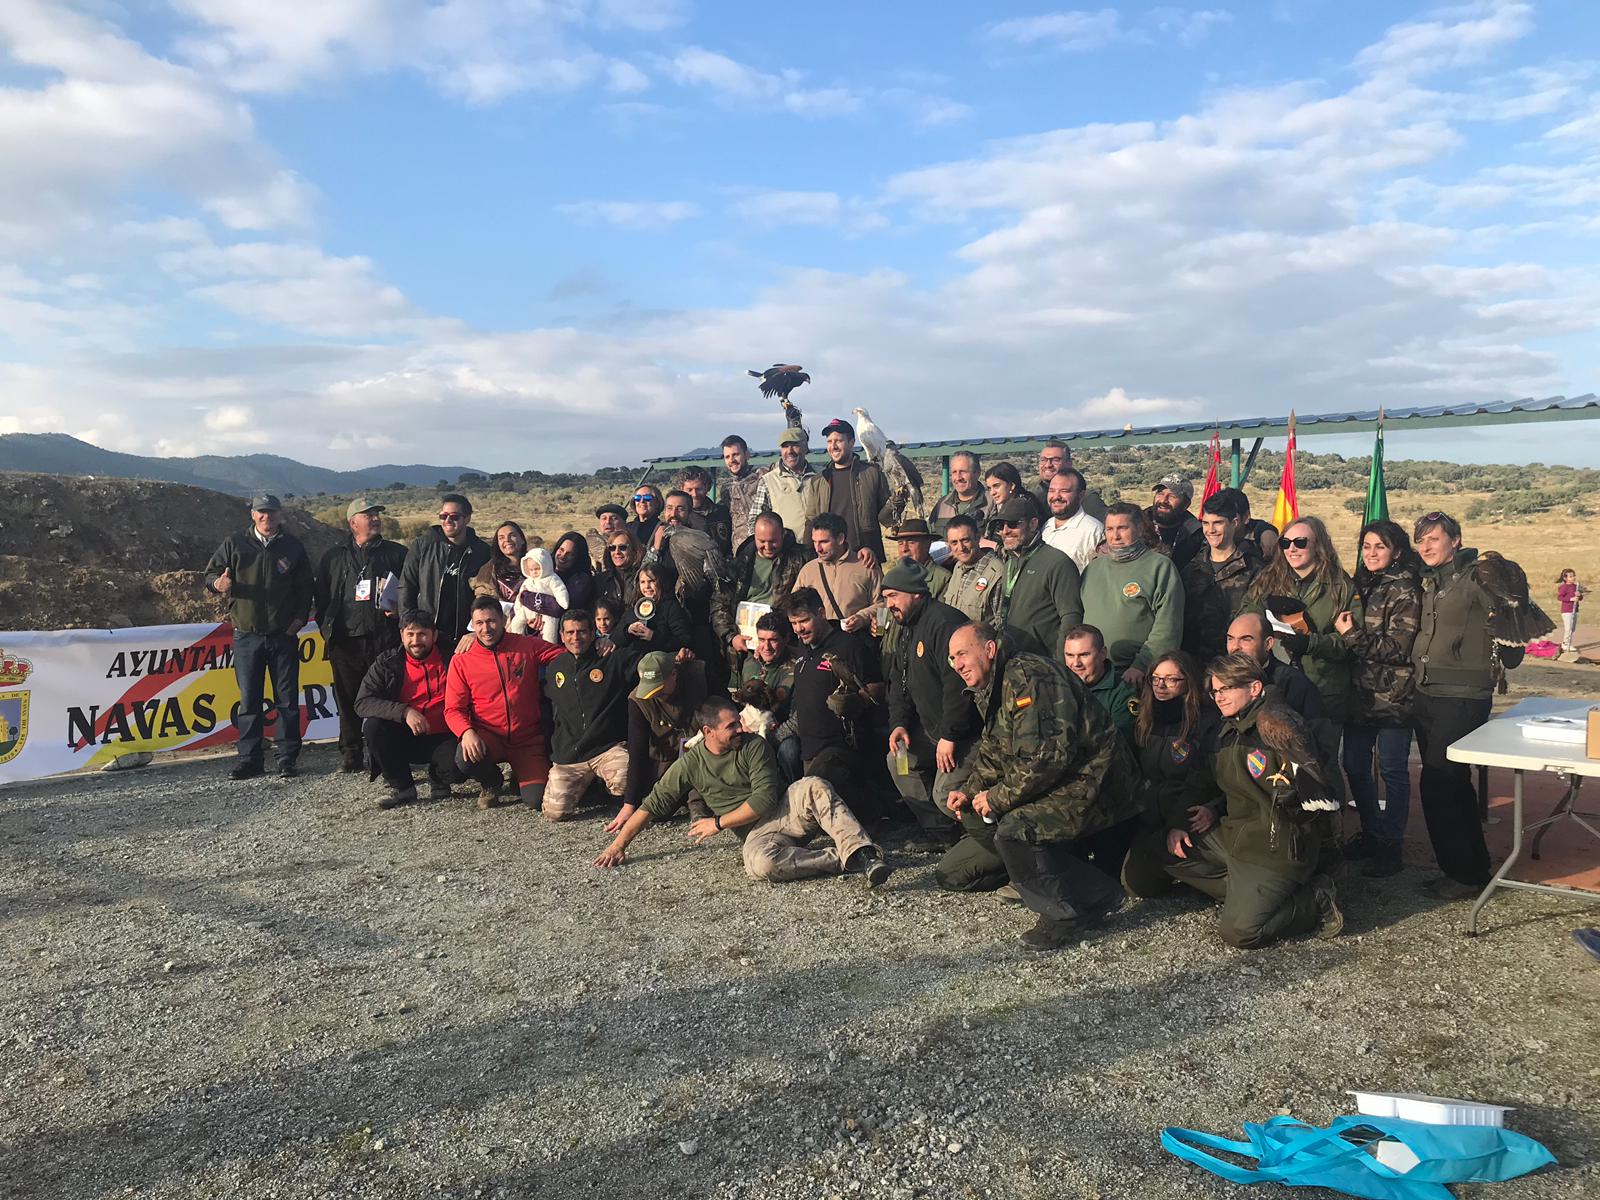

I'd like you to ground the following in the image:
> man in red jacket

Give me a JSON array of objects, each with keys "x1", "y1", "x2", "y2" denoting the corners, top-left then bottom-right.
[
  {"x1": 446, "y1": 596, "x2": 563, "y2": 809},
  {"x1": 355, "y1": 613, "x2": 458, "y2": 809}
]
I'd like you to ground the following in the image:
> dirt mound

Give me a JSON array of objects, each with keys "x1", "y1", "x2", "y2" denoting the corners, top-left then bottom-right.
[{"x1": 0, "y1": 472, "x2": 342, "y2": 631}]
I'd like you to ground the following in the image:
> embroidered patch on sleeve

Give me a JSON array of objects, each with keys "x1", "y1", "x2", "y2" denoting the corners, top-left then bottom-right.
[{"x1": 1246, "y1": 748, "x2": 1268, "y2": 779}]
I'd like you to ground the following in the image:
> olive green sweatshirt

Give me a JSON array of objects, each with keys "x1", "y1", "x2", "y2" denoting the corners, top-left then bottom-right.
[
  {"x1": 640, "y1": 733, "x2": 781, "y2": 833},
  {"x1": 1079, "y1": 550, "x2": 1185, "y2": 671}
]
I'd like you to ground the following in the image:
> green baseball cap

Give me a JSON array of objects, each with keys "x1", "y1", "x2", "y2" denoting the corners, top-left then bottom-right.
[{"x1": 634, "y1": 650, "x2": 677, "y2": 700}]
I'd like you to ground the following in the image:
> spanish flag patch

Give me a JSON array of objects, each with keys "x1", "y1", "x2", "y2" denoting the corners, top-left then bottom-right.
[{"x1": 1014, "y1": 696, "x2": 1033, "y2": 709}]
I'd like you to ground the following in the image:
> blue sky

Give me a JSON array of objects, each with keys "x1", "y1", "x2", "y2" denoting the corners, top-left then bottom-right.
[{"x1": 1, "y1": 1, "x2": 1598, "y2": 471}]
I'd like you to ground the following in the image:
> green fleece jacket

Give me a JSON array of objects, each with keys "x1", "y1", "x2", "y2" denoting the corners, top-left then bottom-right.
[
  {"x1": 1079, "y1": 550, "x2": 1185, "y2": 672},
  {"x1": 640, "y1": 734, "x2": 781, "y2": 834}
]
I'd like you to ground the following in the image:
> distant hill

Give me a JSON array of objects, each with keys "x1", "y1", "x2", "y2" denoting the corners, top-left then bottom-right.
[{"x1": 0, "y1": 433, "x2": 480, "y2": 498}]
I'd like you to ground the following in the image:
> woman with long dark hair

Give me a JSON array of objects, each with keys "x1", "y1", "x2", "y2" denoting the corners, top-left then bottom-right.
[
  {"x1": 1333, "y1": 519, "x2": 1421, "y2": 877},
  {"x1": 1122, "y1": 650, "x2": 1221, "y2": 897},
  {"x1": 597, "y1": 528, "x2": 645, "y2": 611},
  {"x1": 1244, "y1": 515, "x2": 1355, "y2": 721},
  {"x1": 471, "y1": 521, "x2": 527, "y2": 610},
  {"x1": 552, "y1": 531, "x2": 596, "y2": 613}
]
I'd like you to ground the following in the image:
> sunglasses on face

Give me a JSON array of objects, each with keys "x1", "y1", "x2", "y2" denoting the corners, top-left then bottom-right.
[
  {"x1": 633, "y1": 495, "x2": 654, "y2": 503},
  {"x1": 609, "y1": 546, "x2": 630, "y2": 555},
  {"x1": 1282, "y1": 536, "x2": 1311, "y2": 549},
  {"x1": 438, "y1": 512, "x2": 464, "y2": 522}
]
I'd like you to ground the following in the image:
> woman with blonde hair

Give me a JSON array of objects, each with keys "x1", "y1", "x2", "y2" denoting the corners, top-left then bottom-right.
[{"x1": 1244, "y1": 515, "x2": 1355, "y2": 722}]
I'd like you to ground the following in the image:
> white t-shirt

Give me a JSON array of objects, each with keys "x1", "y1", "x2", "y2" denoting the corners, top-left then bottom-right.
[{"x1": 1041, "y1": 509, "x2": 1105, "y2": 572}]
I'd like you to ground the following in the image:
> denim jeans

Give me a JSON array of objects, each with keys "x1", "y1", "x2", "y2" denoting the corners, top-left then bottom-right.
[
  {"x1": 1342, "y1": 722, "x2": 1413, "y2": 844},
  {"x1": 233, "y1": 630, "x2": 301, "y2": 766}
]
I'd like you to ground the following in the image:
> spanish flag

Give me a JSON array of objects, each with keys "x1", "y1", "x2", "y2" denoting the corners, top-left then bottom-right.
[{"x1": 1272, "y1": 411, "x2": 1299, "y2": 532}]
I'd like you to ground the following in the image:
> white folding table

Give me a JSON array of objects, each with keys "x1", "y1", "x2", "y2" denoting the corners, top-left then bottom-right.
[{"x1": 1446, "y1": 697, "x2": 1600, "y2": 934}]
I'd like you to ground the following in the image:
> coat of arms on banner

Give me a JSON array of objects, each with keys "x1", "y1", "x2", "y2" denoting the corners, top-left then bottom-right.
[{"x1": 0, "y1": 647, "x2": 33, "y2": 767}]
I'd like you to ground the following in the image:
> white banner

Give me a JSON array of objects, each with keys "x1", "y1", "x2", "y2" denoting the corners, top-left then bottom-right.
[{"x1": 0, "y1": 623, "x2": 338, "y2": 786}]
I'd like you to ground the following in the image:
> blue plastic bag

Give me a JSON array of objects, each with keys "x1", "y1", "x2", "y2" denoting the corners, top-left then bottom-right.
[{"x1": 1161, "y1": 1114, "x2": 1556, "y2": 1199}]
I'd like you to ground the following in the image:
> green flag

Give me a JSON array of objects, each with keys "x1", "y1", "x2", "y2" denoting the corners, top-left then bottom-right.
[{"x1": 1364, "y1": 416, "x2": 1388, "y2": 523}]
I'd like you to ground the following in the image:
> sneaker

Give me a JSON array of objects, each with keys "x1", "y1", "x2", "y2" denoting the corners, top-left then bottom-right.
[
  {"x1": 994, "y1": 884, "x2": 1022, "y2": 903},
  {"x1": 1361, "y1": 841, "x2": 1404, "y2": 878},
  {"x1": 475, "y1": 782, "x2": 502, "y2": 810},
  {"x1": 1573, "y1": 928, "x2": 1600, "y2": 964},
  {"x1": 1425, "y1": 876, "x2": 1482, "y2": 901},
  {"x1": 1342, "y1": 831, "x2": 1379, "y2": 861},
  {"x1": 1020, "y1": 916, "x2": 1084, "y2": 952},
  {"x1": 379, "y1": 783, "x2": 417, "y2": 810},
  {"x1": 1312, "y1": 875, "x2": 1344, "y2": 939},
  {"x1": 277, "y1": 760, "x2": 299, "y2": 779},
  {"x1": 229, "y1": 761, "x2": 264, "y2": 781}
]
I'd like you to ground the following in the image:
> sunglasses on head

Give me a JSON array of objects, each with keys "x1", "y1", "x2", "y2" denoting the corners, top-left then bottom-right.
[{"x1": 1282, "y1": 536, "x2": 1311, "y2": 549}]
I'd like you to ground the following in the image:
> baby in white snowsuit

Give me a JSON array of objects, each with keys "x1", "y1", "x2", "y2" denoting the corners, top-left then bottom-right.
[{"x1": 510, "y1": 547, "x2": 569, "y2": 642}]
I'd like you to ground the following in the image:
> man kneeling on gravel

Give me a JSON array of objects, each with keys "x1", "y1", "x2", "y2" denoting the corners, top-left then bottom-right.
[
  {"x1": 594, "y1": 696, "x2": 892, "y2": 888},
  {"x1": 943, "y1": 621, "x2": 1142, "y2": 952},
  {"x1": 446, "y1": 596, "x2": 563, "y2": 810},
  {"x1": 355, "y1": 613, "x2": 459, "y2": 808}
]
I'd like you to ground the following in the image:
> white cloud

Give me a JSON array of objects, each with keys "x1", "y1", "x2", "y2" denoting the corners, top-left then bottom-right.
[
  {"x1": 728, "y1": 191, "x2": 888, "y2": 233},
  {"x1": 1354, "y1": 0, "x2": 1533, "y2": 80},
  {"x1": 983, "y1": 10, "x2": 1123, "y2": 53},
  {"x1": 557, "y1": 200, "x2": 702, "y2": 229},
  {"x1": 1149, "y1": 8, "x2": 1234, "y2": 45},
  {"x1": 665, "y1": 47, "x2": 863, "y2": 116},
  {"x1": 1078, "y1": 388, "x2": 1200, "y2": 419}
]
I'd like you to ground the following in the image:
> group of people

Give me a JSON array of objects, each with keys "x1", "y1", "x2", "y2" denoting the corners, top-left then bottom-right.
[{"x1": 201, "y1": 421, "x2": 1554, "y2": 952}]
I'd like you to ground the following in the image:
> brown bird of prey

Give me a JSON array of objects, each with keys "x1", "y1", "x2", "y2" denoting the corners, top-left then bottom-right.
[
  {"x1": 747, "y1": 364, "x2": 810, "y2": 400},
  {"x1": 1472, "y1": 551, "x2": 1556, "y2": 647},
  {"x1": 1255, "y1": 696, "x2": 1339, "y2": 813}
]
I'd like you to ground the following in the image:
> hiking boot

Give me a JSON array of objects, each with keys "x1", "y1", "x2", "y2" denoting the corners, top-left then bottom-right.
[
  {"x1": 379, "y1": 783, "x2": 417, "y2": 810},
  {"x1": 1425, "y1": 875, "x2": 1482, "y2": 901},
  {"x1": 277, "y1": 760, "x2": 299, "y2": 779},
  {"x1": 229, "y1": 761, "x2": 264, "y2": 781},
  {"x1": 994, "y1": 884, "x2": 1022, "y2": 904},
  {"x1": 1361, "y1": 840, "x2": 1404, "y2": 878},
  {"x1": 844, "y1": 848, "x2": 893, "y2": 889},
  {"x1": 1342, "y1": 831, "x2": 1380, "y2": 861},
  {"x1": 1020, "y1": 916, "x2": 1084, "y2": 952},
  {"x1": 339, "y1": 750, "x2": 363, "y2": 774},
  {"x1": 1313, "y1": 875, "x2": 1344, "y2": 939},
  {"x1": 427, "y1": 779, "x2": 454, "y2": 801},
  {"x1": 475, "y1": 781, "x2": 503, "y2": 810}
]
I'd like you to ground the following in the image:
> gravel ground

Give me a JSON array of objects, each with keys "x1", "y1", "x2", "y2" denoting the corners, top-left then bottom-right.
[{"x1": 3, "y1": 745, "x2": 1599, "y2": 1200}]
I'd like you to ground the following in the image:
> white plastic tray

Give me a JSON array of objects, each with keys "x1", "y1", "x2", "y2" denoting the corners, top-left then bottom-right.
[{"x1": 1348, "y1": 1091, "x2": 1511, "y2": 1127}]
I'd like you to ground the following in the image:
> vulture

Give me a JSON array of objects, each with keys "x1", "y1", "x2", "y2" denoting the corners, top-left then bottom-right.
[
  {"x1": 1255, "y1": 696, "x2": 1339, "y2": 813},
  {"x1": 664, "y1": 525, "x2": 729, "y2": 602},
  {"x1": 852, "y1": 406, "x2": 925, "y2": 527}
]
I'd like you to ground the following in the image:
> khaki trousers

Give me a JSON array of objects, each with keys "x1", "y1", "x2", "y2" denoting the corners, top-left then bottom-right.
[
  {"x1": 544, "y1": 744, "x2": 628, "y2": 821},
  {"x1": 741, "y1": 777, "x2": 877, "y2": 883}
]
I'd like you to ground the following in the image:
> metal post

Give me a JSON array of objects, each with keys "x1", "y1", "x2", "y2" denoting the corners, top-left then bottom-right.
[
  {"x1": 941, "y1": 454, "x2": 951, "y2": 496},
  {"x1": 1230, "y1": 438, "x2": 1241, "y2": 488},
  {"x1": 1238, "y1": 437, "x2": 1264, "y2": 488}
]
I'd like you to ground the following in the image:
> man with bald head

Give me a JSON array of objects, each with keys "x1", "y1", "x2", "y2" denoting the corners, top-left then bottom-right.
[{"x1": 1225, "y1": 612, "x2": 1320, "y2": 721}]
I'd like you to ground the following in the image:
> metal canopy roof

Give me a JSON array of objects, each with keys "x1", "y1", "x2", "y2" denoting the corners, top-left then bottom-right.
[{"x1": 646, "y1": 393, "x2": 1600, "y2": 470}]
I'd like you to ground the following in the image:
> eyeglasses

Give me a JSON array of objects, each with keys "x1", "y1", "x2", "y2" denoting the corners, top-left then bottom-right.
[
  {"x1": 438, "y1": 511, "x2": 464, "y2": 522},
  {"x1": 1208, "y1": 683, "x2": 1247, "y2": 696},
  {"x1": 1282, "y1": 536, "x2": 1311, "y2": 549},
  {"x1": 1150, "y1": 676, "x2": 1186, "y2": 688}
]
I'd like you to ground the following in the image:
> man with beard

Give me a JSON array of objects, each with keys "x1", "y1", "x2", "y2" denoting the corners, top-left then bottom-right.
[
  {"x1": 882, "y1": 559, "x2": 978, "y2": 853},
  {"x1": 356, "y1": 613, "x2": 458, "y2": 808},
  {"x1": 751, "y1": 428, "x2": 827, "y2": 549},
  {"x1": 1031, "y1": 441, "x2": 1107, "y2": 522},
  {"x1": 679, "y1": 466, "x2": 733, "y2": 555},
  {"x1": 1040, "y1": 468, "x2": 1105, "y2": 572},
  {"x1": 988, "y1": 497, "x2": 1083, "y2": 659},
  {"x1": 720, "y1": 435, "x2": 764, "y2": 553},
  {"x1": 399, "y1": 492, "x2": 492, "y2": 651},
  {"x1": 820, "y1": 417, "x2": 893, "y2": 565},
  {"x1": 1146, "y1": 473, "x2": 1204, "y2": 571},
  {"x1": 714, "y1": 512, "x2": 806, "y2": 668}
]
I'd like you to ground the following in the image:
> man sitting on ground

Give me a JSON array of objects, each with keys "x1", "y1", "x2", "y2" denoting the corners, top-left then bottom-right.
[
  {"x1": 546, "y1": 609, "x2": 644, "y2": 823},
  {"x1": 610, "y1": 651, "x2": 709, "y2": 832},
  {"x1": 445, "y1": 596, "x2": 563, "y2": 810},
  {"x1": 943, "y1": 622, "x2": 1142, "y2": 951},
  {"x1": 356, "y1": 614, "x2": 458, "y2": 808},
  {"x1": 594, "y1": 697, "x2": 892, "y2": 887}
]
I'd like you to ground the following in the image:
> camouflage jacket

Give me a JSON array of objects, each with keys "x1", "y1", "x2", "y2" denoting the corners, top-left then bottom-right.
[
  {"x1": 1212, "y1": 698, "x2": 1321, "y2": 881},
  {"x1": 721, "y1": 466, "x2": 764, "y2": 552},
  {"x1": 1181, "y1": 544, "x2": 1264, "y2": 663},
  {"x1": 965, "y1": 646, "x2": 1139, "y2": 842},
  {"x1": 1343, "y1": 563, "x2": 1421, "y2": 726}
]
